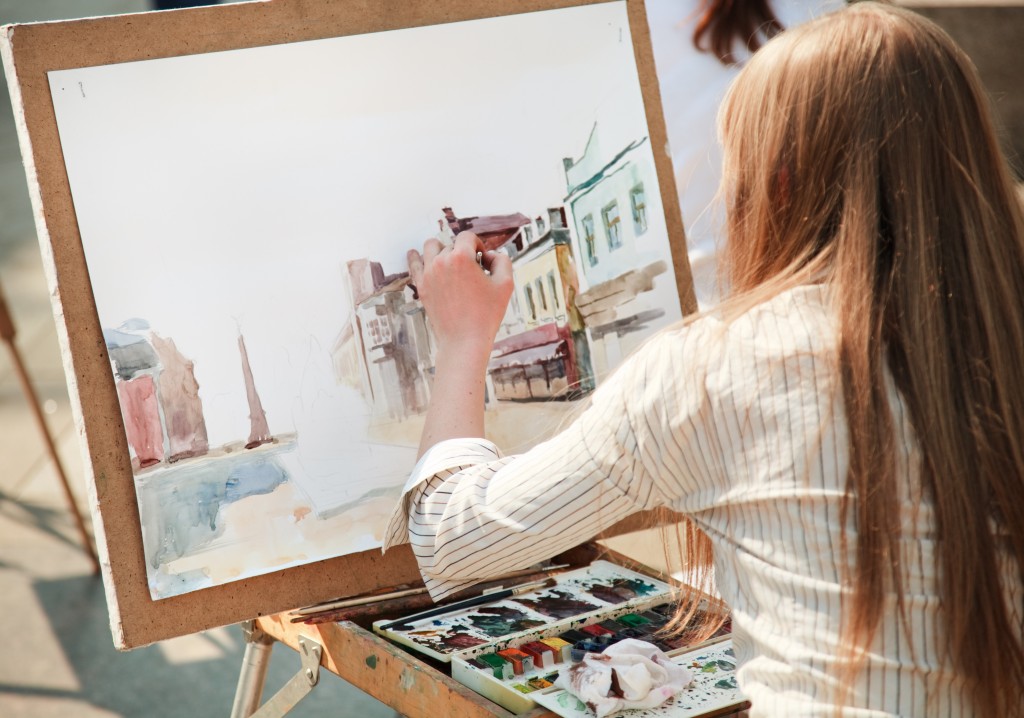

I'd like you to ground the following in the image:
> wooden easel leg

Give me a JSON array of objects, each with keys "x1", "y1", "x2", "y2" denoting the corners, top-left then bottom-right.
[
  {"x1": 231, "y1": 620, "x2": 276, "y2": 718},
  {"x1": 0, "y1": 284, "x2": 100, "y2": 574},
  {"x1": 231, "y1": 619, "x2": 322, "y2": 718}
]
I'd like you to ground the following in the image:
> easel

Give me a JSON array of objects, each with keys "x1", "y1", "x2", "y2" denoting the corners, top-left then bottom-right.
[
  {"x1": 1, "y1": 0, "x2": 698, "y2": 653},
  {"x1": 230, "y1": 613, "x2": 555, "y2": 718},
  {"x1": 0, "y1": 280, "x2": 100, "y2": 574}
]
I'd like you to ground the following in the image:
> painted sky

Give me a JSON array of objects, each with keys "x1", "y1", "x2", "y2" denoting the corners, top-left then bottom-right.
[{"x1": 48, "y1": 2, "x2": 654, "y2": 454}]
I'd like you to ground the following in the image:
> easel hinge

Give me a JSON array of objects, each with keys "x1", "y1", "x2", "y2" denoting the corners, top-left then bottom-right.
[
  {"x1": 249, "y1": 635, "x2": 322, "y2": 718},
  {"x1": 234, "y1": 623, "x2": 322, "y2": 718}
]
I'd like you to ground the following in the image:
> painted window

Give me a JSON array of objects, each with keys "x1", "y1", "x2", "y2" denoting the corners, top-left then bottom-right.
[
  {"x1": 505, "y1": 291, "x2": 522, "y2": 335},
  {"x1": 536, "y1": 215, "x2": 546, "y2": 235},
  {"x1": 547, "y1": 270, "x2": 560, "y2": 309},
  {"x1": 366, "y1": 315, "x2": 392, "y2": 346},
  {"x1": 535, "y1": 278, "x2": 548, "y2": 312},
  {"x1": 522, "y1": 225, "x2": 534, "y2": 245},
  {"x1": 581, "y1": 214, "x2": 597, "y2": 266},
  {"x1": 630, "y1": 183, "x2": 648, "y2": 234},
  {"x1": 603, "y1": 201, "x2": 622, "y2": 249},
  {"x1": 524, "y1": 284, "x2": 537, "y2": 320}
]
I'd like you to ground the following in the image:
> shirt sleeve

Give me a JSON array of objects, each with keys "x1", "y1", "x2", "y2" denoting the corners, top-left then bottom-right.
[{"x1": 382, "y1": 324, "x2": 719, "y2": 601}]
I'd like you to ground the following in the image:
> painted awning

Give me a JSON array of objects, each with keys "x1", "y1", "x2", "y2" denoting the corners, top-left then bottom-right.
[{"x1": 488, "y1": 340, "x2": 567, "y2": 371}]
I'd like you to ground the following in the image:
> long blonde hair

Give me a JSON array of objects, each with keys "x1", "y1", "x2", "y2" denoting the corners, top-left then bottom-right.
[{"x1": 703, "y1": 2, "x2": 1024, "y2": 713}]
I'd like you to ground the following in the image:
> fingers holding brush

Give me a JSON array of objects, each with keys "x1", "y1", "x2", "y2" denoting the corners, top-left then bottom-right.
[{"x1": 416, "y1": 231, "x2": 513, "y2": 357}]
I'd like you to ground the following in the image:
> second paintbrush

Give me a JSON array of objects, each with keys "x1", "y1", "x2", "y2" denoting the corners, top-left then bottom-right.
[{"x1": 379, "y1": 577, "x2": 557, "y2": 631}]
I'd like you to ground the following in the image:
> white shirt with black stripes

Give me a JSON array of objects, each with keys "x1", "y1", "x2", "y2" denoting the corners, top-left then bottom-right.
[{"x1": 382, "y1": 284, "x2": 1022, "y2": 717}]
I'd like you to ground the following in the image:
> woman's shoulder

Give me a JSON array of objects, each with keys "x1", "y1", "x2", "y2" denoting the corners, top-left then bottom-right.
[
  {"x1": 648, "y1": 285, "x2": 836, "y2": 371},
  {"x1": 680, "y1": 284, "x2": 831, "y2": 338}
]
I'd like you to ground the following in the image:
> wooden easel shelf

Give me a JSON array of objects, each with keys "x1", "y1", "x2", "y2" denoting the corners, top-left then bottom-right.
[{"x1": 257, "y1": 613, "x2": 556, "y2": 718}]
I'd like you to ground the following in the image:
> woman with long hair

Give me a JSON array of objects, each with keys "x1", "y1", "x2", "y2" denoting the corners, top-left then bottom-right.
[{"x1": 384, "y1": 3, "x2": 1024, "y2": 714}]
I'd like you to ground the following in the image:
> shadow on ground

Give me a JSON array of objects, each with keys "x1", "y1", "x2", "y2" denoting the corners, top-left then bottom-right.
[{"x1": 9, "y1": 570, "x2": 400, "y2": 717}]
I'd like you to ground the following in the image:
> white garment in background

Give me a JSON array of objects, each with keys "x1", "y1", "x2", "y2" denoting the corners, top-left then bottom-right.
[{"x1": 644, "y1": 0, "x2": 845, "y2": 307}]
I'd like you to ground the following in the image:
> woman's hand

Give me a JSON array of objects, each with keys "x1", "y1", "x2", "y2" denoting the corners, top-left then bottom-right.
[
  {"x1": 408, "y1": 231, "x2": 514, "y2": 362},
  {"x1": 408, "y1": 231, "x2": 514, "y2": 456}
]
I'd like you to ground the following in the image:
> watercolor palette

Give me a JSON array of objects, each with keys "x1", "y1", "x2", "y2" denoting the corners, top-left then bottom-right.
[
  {"x1": 449, "y1": 603, "x2": 732, "y2": 714},
  {"x1": 533, "y1": 637, "x2": 746, "y2": 718},
  {"x1": 373, "y1": 561, "x2": 735, "y2": 714},
  {"x1": 373, "y1": 561, "x2": 676, "y2": 663}
]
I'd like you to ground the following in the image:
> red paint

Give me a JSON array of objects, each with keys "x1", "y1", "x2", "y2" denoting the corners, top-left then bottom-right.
[
  {"x1": 116, "y1": 374, "x2": 164, "y2": 468},
  {"x1": 520, "y1": 641, "x2": 556, "y2": 668},
  {"x1": 496, "y1": 648, "x2": 534, "y2": 675}
]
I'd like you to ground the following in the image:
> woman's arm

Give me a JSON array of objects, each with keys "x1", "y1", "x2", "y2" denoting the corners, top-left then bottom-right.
[
  {"x1": 388, "y1": 232, "x2": 719, "y2": 600},
  {"x1": 408, "y1": 231, "x2": 514, "y2": 456},
  {"x1": 382, "y1": 323, "x2": 713, "y2": 601}
]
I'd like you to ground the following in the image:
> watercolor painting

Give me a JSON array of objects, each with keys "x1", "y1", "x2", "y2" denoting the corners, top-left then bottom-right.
[{"x1": 47, "y1": 1, "x2": 683, "y2": 599}]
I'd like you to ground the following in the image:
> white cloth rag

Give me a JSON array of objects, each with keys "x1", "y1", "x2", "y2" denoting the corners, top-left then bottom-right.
[{"x1": 554, "y1": 638, "x2": 693, "y2": 718}]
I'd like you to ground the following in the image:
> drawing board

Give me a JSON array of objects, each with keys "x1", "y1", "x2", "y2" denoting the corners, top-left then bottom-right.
[{"x1": 1, "y1": 0, "x2": 694, "y2": 648}]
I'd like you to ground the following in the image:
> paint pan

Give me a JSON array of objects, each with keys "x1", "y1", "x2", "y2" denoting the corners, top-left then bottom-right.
[
  {"x1": 520, "y1": 641, "x2": 557, "y2": 669},
  {"x1": 616, "y1": 613, "x2": 651, "y2": 628},
  {"x1": 540, "y1": 637, "x2": 573, "y2": 663},
  {"x1": 558, "y1": 628, "x2": 590, "y2": 644},
  {"x1": 477, "y1": 653, "x2": 514, "y2": 681},
  {"x1": 497, "y1": 648, "x2": 535, "y2": 675}
]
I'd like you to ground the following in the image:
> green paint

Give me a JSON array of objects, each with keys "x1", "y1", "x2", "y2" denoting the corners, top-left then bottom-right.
[
  {"x1": 701, "y1": 662, "x2": 718, "y2": 673},
  {"x1": 365, "y1": 654, "x2": 377, "y2": 669},
  {"x1": 557, "y1": 692, "x2": 587, "y2": 711}
]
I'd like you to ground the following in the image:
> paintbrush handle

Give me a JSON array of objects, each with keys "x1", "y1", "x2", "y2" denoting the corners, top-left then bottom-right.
[
  {"x1": 296, "y1": 592, "x2": 437, "y2": 625},
  {"x1": 293, "y1": 567, "x2": 568, "y2": 624},
  {"x1": 379, "y1": 578, "x2": 553, "y2": 631},
  {"x1": 293, "y1": 586, "x2": 427, "y2": 616}
]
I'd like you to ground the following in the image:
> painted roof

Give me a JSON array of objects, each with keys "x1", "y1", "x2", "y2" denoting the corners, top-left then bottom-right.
[{"x1": 442, "y1": 208, "x2": 531, "y2": 251}]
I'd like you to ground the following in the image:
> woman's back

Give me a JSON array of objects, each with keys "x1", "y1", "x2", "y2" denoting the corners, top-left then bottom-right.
[
  {"x1": 674, "y1": 285, "x2": 1024, "y2": 716},
  {"x1": 711, "y1": 4, "x2": 1024, "y2": 711}
]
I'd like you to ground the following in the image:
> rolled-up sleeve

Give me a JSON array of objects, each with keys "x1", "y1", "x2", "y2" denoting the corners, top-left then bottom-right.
[{"x1": 382, "y1": 327, "x2": 717, "y2": 601}]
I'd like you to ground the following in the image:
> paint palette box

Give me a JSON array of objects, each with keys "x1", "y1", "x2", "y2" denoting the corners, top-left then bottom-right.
[
  {"x1": 532, "y1": 637, "x2": 747, "y2": 718},
  {"x1": 447, "y1": 604, "x2": 733, "y2": 714},
  {"x1": 374, "y1": 561, "x2": 728, "y2": 713},
  {"x1": 374, "y1": 561, "x2": 675, "y2": 663}
]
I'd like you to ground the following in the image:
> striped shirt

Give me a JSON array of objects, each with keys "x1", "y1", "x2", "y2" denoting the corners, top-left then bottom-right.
[{"x1": 382, "y1": 285, "x2": 1022, "y2": 716}]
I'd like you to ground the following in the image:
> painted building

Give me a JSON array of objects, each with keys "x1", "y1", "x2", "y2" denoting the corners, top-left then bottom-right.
[
  {"x1": 334, "y1": 258, "x2": 429, "y2": 422},
  {"x1": 563, "y1": 124, "x2": 677, "y2": 378},
  {"x1": 106, "y1": 326, "x2": 210, "y2": 468},
  {"x1": 332, "y1": 205, "x2": 594, "y2": 417},
  {"x1": 438, "y1": 206, "x2": 531, "y2": 250},
  {"x1": 150, "y1": 334, "x2": 210, "y2": 460},
  {"x1": 487, "y1": 207, "x2": 595, "y2": 401}
]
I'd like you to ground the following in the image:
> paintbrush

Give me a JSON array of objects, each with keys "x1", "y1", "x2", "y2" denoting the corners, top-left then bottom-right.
[
  {"x1": 379, "y1": 577, "x2": 557, "y2": 631},
  {"x1": 291, "y1": 586, "x2": 428, "y2": 617},
  {"x1": 292, "y1": 564, "x2": 571, "y2": 625},
  {"x1": 290, "y1": 563, "x2": 570, "y2": 622}
]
